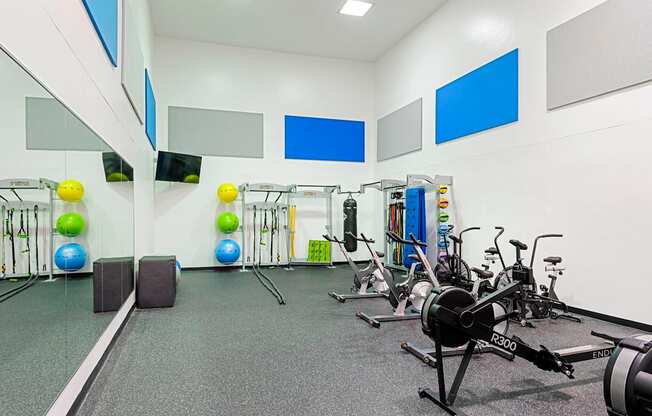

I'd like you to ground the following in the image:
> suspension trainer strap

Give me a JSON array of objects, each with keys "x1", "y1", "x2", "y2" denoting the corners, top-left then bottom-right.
[
  {"x1": 34, "y1": 206, "x2": 39, "y2": 277},
  {"x1": 9, "y1": 209, "x2": 15, "y2": 274}
]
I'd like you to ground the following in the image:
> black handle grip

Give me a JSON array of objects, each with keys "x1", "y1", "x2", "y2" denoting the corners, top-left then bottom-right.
[
  {"x1": 536, "y1": 234, "x2": 563, "y2": 239},
  {"x1": 590, "y1": 331, "x2": 621, "y2": 345},
  {"x1": 408, "y1": 233, "x2": 428, "y2": 248},
  {"x1": 357, "y1": 232, "x2": 375, "y2": 243},
  {"x1": 323, "y1": 234, "x2": 342, "y2": 243},
  {"x1": 385, "y1": 231, "x2": 405, "y2": 243}
]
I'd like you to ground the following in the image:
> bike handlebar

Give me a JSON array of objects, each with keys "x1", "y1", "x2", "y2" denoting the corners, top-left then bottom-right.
[
  {"x1": 386, "y1": 231, "x2": 427, "y2": 248},
  {"x1": 536, "y1": 234, "x2": 563, "y2": 239},
  {"x1": 323, "y1": 234, "x2": 343, "y2": 244},
  {"x1": 530, "y1": 234, "x2": 564, "y2": 268},
  {"x1": 357, "y1": 232, "x2": 375, "y2": 244},
  {"x1": 493, "y1": 226, "x2": 506, "y2": 269}
]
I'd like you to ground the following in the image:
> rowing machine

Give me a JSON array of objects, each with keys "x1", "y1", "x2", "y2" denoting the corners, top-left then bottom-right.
[{"x1": 416, "y1": 281, "x2": 652, "y2": 415}]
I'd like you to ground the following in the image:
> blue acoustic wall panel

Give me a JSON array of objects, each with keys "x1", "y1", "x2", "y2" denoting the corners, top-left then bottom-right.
[
  {"x1": 403, "y1": 188, "x2": 426, "y2": 268},
  {"x1": 82, "y1": 0, "x2": 118, "y2": 67},
  {"x1": 285, "y1": 115, "x2": 365, "y2": 162},
  {"x1": 435, "y1": 49, "x2": 519, "y2": 144},
  {"x1": 145, "y1": 70, "x2": 156, "y2": 150}
]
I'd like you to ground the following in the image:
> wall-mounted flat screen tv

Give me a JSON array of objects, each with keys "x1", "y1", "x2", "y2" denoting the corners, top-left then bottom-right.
[
  {"x1": 155, "y1": 150, "x2": 202, "y2": 184},
  {"x1": 102, "y1": 152, "x2": 134, "y2": 182}
]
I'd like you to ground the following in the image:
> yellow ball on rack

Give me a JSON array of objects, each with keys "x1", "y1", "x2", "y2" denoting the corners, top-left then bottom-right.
[
  {"x1": 57, "y1": 179, "x2": 85, "y2": 203},
  {"x1": 438, "y1": 184, "x2": 448, "y2": 195},
  {"x1": 217, "y1": 183, "x2": 239, "y2": 203}
]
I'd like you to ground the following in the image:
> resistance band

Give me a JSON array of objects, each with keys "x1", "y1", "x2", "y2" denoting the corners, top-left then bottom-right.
[
  {"x1": 388, "y1": 201, "x2": 404, "y2": 265},
  {"x1": 250, "y1": 203, "x2": 286, "y2": 305},
  {"x1": 24, "y1": 208, "x2": 31, "y2": 276},
  {"x1": 289, "y1": 205, "x2": 296, "y2": 258},
  {"x1": 8, "y1": 208, "x2": 15, "y2": 274},
  {"x1": 17, "y1": 209, "x2": 26, "y2": 239},
  {"x1": 34, "y1": 206, "x2": 39, "y2": 276},
  {"x1": 1, "y1": 206, "x2": 6, "y2": 275}
]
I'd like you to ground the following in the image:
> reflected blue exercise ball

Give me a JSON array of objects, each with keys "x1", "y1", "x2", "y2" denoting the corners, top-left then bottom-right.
[
  {"x1": 54, "y1": 243, "x2": 87, "y2": 272},
  {"x1": 215, "y1": 239, "x2": 240, "y2": 265}
]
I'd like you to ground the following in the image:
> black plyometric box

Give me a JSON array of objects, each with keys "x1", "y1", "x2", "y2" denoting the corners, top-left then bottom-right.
[
  {"x1": 93, "y1": 257, "x2": 135, "y2": 313},
  {"x1": 137, "y1": 256, "x2": 177, "y2": 309}
]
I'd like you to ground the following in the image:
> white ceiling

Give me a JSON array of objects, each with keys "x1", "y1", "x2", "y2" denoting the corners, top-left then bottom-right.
[{"x1": 149, "y1": 0, "x2": 447, "y2": 62}]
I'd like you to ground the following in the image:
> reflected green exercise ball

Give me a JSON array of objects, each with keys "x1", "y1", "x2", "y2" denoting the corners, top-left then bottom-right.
[
  {"x1": 56, "y1": 213, "x2": 86, "y2": 237},
  {"x1": 184, "y1": 174, "x2": 200, "y2": 184},
  {"x1": 216, "y1": 212, "x2": 240, "y2": 234},
  {"x1": 107, "y1": 172, "x2": 130, "y2": 182}
]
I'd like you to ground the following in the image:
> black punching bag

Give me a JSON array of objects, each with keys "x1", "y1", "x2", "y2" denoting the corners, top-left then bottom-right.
[{"x1": 343, "y1": 196, "x2": 358, "y2": 252}]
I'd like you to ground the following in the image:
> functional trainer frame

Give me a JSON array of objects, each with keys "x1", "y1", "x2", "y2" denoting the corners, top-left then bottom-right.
[{"x1": 0, "y1": 178, "x2": 57, "y2": 281}]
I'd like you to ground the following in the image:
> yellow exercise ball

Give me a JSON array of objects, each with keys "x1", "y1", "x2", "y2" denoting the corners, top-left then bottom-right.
[
  {"x1": 217, "y1": 183, "x2": 239, "y2": 203},
  {"x1": 438, "y1": 184, "x2": 448, "y2": 195},
  {"x1": 57, "y1": 179, "x2": 85, "y2": 203}
]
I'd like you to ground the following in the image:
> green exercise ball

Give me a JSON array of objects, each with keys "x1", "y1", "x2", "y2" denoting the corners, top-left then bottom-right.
[
  {"x1": 216, "y1": 211, "x2": 239, "y2": 234},
  {"x1": 56, "y1": 213, "x2": 86, "y2": 237},
  {"x1": 107, "y1": 172, "x2": 129, "y2": 182},
  {"x1": 183, "y1": 174, "x2": 200, "y2": 184}
]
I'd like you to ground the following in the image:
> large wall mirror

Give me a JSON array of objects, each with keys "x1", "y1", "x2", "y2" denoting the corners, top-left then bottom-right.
[{"x1": 0, "y1": 47, "x2": 135, "y2": 415}]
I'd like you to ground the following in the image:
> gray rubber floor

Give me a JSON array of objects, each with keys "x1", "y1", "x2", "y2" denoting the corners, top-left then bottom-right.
[
  {"x1": 76, "y1": 268, "x2": 640, "y2": 416},
  {"x1": 0, "y1": 276, "x2": 116, "y2": 416}
]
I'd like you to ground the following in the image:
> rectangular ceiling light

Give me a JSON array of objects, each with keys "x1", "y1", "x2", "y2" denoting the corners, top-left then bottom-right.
[{"x1": 339, "y1": 0, "x2": 373, "y2": 17}]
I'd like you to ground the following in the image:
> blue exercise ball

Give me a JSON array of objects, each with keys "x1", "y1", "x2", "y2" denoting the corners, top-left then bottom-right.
[
  {"x1": 54, "y1": 243, "x2": 87, "y2": 272},
  {"x1": 215, "y1": 239, "x2": 240, "y2": 265}
]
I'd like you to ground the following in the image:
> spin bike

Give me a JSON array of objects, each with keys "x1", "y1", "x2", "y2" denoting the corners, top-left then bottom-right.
[
  {"x1": 354, "y1": 232, "x2": 438, "y2": 328},
  {"x1": 324, "y1": 234, "x2": 388, "y2": 303},
  {"x1": 493, "y1": 233, "x2": 580, "y2": 327},
  {"x1": 416, "y1": 280, "x2": 652, "y2": 416},
  {"x1": 435, "y1": 226, "x2": 481, "y2": 291}
]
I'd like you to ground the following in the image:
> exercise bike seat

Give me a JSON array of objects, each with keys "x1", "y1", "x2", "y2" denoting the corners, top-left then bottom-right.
[
  {"x1": 544, "y1": 256, "x2": 562, "y2": 265},
  {"x1": 484, "y1": 247, "x2": 499, "y2": 255},
  {"x1": 471, "y1": 267, "x2": 494, "y2": 280},
  {"x1": 509, "y1": 239, "x2": 528, "y2": 250},
  {"x1": 448, "y1": 235, "x2": 462, "y2": 244},
  {"x1": 375, "y1": 251, "x2": 385, "y2": 258}
]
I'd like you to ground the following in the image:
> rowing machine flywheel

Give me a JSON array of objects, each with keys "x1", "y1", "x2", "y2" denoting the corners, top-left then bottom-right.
[
  {"x1": 604, "y1": 334, "x2": 652, "y2": 415},
  {"x1": 421, "y1": 287, "x2": 499, "y2": 349}
]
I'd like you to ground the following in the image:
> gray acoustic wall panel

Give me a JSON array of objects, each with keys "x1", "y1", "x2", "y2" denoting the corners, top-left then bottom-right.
[
  {"x1": 377, "y1": 98, "x2": 422, "y2": 161},
  {"x1": 547, "y1": 0, "x2": 652, "y2": 110},
  {"x1": 168, "y1": 106, "x2": 264, "y2": 158},
  {"x1": 26, "y1": 97, "x2": 110, "y2": 152},
  {"x1": 121, "y1": 0, "x2": 145, "y2": 124}
]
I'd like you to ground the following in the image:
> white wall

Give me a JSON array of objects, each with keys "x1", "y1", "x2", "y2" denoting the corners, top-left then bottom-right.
[
  {"x1": 374, "y1": 0, "x2": 652, "y2": 323},
  {"x1": 153, "y1": 37, "x2": 381, "y2": 267},
  {"x1": 0, "y1": 0, "x2": 157, "y2": 263}
]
